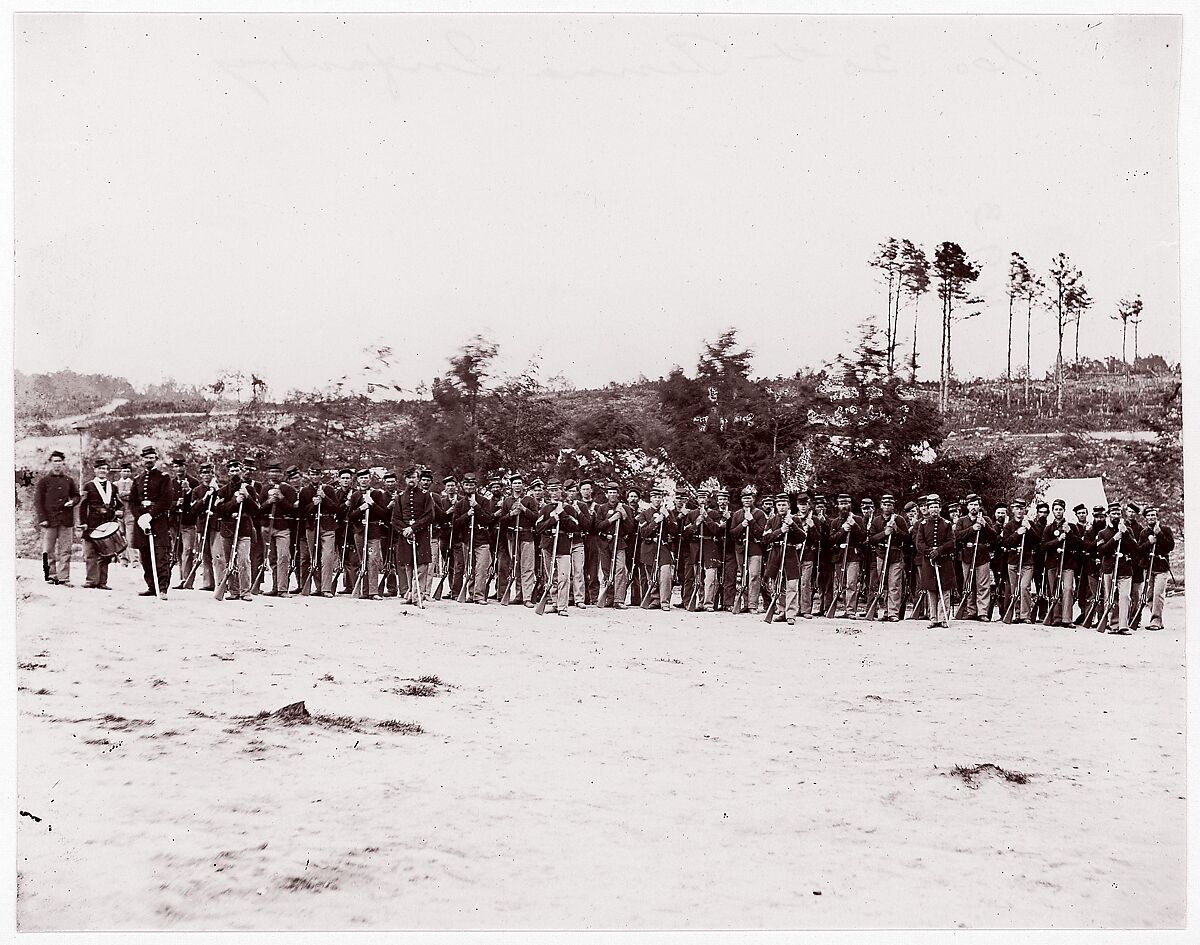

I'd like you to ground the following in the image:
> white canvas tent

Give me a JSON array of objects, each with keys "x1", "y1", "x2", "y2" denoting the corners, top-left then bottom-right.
[{"x1": 1031, "y1": 476, "x2": 1109, "y2": 516}]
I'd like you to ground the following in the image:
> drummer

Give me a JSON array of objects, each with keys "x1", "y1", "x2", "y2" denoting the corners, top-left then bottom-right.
[{"x1": 77, "y1": 457, "x2": 124, "y2": 590}]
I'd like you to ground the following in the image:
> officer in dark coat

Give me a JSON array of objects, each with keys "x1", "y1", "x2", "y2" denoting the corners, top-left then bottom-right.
[
  {"x1": 914, "y1": 493, "x2": 957, "y2": 627},
  {"x1": 128, "y1": 445, "x2": 175, "y2": 598}
]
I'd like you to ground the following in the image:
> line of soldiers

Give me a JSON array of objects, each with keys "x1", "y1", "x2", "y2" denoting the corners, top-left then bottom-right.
[{"x1": 57, "y1": 450, "x2": 1178, "y2": 634}]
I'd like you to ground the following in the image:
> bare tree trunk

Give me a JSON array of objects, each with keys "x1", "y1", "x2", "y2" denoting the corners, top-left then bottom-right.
[
  {"x1": 1055, "y1": 288, "x2": 1065, "y2": 413},
  {"x1": 1122, "y1": 320, "x2": 1128, "y2": 363},
  {"x1": 910, "y1": 294, "x2": 919, "y2": 384},
  {"x1": 1074, "y1": 311, "x2": 1081, "y2": 363},
  {"x1": 1007, "y1": 293, "x2": 1014, "y2": 405},
  {"x1": 1025, "y1": 296, "x2": 1032, "y2": 406},
  {"x1": 1134, "y1": 320, "x2": 1139, "y2": 362}
]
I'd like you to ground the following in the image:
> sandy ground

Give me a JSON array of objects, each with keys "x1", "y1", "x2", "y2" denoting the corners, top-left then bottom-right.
[{"x1": 14, "y1": 557, "x2": 1186, "y2": 931}]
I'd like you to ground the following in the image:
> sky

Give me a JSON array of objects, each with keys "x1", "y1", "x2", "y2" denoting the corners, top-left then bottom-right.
[{"x1": 14, "y1": 13, "x2": 1182, "y2": 396}]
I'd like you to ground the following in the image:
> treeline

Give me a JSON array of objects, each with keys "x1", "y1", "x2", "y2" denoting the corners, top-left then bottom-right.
[{"x1": 868, "y1": 239, "x2": 1166, "y2": 412}]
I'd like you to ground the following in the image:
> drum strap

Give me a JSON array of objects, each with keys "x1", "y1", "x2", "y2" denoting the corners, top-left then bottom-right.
[{"x1": 94, "y1": 479, "x2": 113, "y2": 506}]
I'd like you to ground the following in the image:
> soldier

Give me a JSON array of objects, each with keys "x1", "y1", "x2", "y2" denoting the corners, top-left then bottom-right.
[
  {"x1": 129, "y1": 446, "x2": 174, "y2": 599},
  {"x1": 394, "y1": 469, "x2": 438, "y2": 603},
  {"x1": 1125, "y1": 502, "x2": 1149, "y2": 615},
  {"x1": 257, "y1": 462, "x2": 298, "y2": 596},
  {"x1": 300, "y1": 468, "x2": 341, "y2": 598},
  {"x1": 625, "y1": 486, "x2": 644, "y2": 606},
  {"x1": 1040, "y1": 498, "x2": 1081, "y2": 627},
  {"x1": 215, "y1": 459, "x2": 259, "y2": 601},
  {"x1": 1094, "y1": 502, "x2": 1145, "y2": 635},
  {"x1": 116, "y1": 462, "x2": 138, "y2": 567},
  {"x1": 636, "y1": 486, "x2": 679, "y2": 611},
  {"x1": 578, "y1": 479, "x2": 602, "y2": 604},
  {"x1": 1080, "y1": 504, "x2": 1108, "y2": 620},
  {"x1": 594, "y1": 481, "x2": 634, "y2": 608},
  {"x1": 762, "y1": 491, "x2": 807, "y2": 625},
  {"x1": 828, "y1": 494, "x2": 867, "y2": 618},
  {"x1": 869, "y1": 493, "x2": 909, "y2": 621},
  {"x1": 333, "y1": 468, "x2": 358, "y2": 594},
  {"x1": 954, "y1": 493, "x2": 997, "y2": 620},
  {"x1": 729, "y1": 486, "x2": 766, "y2": 614},
  {"x1": 193, "y1": 466, "x2": 228, "y2": 594},
  {"x1": 76, "y1": 457, "x2": 123, "y2": 590},
  {"x1": 684, "y1": 487, "x2": 724, "y2": 611},
  {"x1": 184, "y1": 461, "x2": 218, "y2": 590},
  {"x1": 1001, "y1": 498, "x2": 1040, "y2": 623},
  {"x1": 857, "y1": 497, "x2": 877, "y2": 608},
  {"x1": 1142, "y1": 506, "x2": 1175, "y2": 631},
  {"x1": 242, "y1": 458, "x2": 265, "y2": 586},
  {"x1": 914, "y1": 493, "x2": 957, "y2": 627},
  {"x1": 454, "y1": 473, "x2": 496, "y2": 604},
  {"x1": 169, "y1": 457, "x2": 200, "y2": 587},
  {"x1": 343, "y1": 469, "x2": 382, "y2": 600},
  {"x1": 377, "y1": 470, "x2": 401, "y2": 597},
  {"x1": 713, "y1": 489, "x2": 736, "y2": 610},
  {"x1": 501, "y1": 474, "x2": 540, "y2": 606},
  {"x1": 563, "y1": 479, "x2": 592, "y2": 608},
  {"x1": 902, "y1": 500, "x2": 922, "y2": 618},
  {"x1": 988, "y1": 503, "x2": 1011, "y2": 619},
  {"x1": 443, "y1": 475, "x2": 470, "y2": 601},
  {"x1": 811, "y1": 494, "x2": 832, "y2": 616},
  {"x1": 536, "y1": 478, "x2": 579, "y2": 615},
  {"x1": 34, "y1": 449, "x2": 81, "y2": 586}
]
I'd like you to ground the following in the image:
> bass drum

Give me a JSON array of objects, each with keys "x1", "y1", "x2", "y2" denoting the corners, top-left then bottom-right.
[{"x1": 88, "y1": 521, "x2": 128, "y2": 558}]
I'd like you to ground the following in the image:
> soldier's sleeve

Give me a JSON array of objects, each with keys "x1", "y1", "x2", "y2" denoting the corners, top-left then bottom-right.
[{"x1": 1159, "y1": 527, "x2": 1176, "y2": 556}]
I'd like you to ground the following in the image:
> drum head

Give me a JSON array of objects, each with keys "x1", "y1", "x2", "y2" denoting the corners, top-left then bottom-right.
[{"x1": 90, "y1": 521, "x2": 120, "y2": 539}]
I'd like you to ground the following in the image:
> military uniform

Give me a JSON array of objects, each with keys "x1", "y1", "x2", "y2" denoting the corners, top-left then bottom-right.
[
  {"x1": 953, "y1": 496, "x2": 997, "y2": 619},
  {"x1": 78, "y1": 461, "x2": 123, "y2": 590},
  {"x1": 914, "y1": 496, "x2": 957, "y2": 626},
  {"x1": 129, "y1": 447, "x2": 176, "y2": 598},
  {"x1": 867, "y1": 496, "x2": 909, "y2": 621}
]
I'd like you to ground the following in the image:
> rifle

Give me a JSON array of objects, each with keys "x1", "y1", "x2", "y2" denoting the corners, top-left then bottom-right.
[
  {"x1": 457, "y1": 503, "x2": 476, "y2": 603},
  {"x1": 433, "y1": 510, "x2": 453, "y2": 601},
  {"x1": 596, "y1": 512, "x2": 621, "y2": 608},
  {"x1": 354, "y1": 501, "x2": 371, "y2": 599},
  {"x1": 1131, "y1": 533, "x2": 1160, "y2": 629},
  {"x1": 987, "y1": 567, "x2": 1006, "y2": 622},
  {"x1": 535, "y1": 516, "x2": 563, "y2": 615},
  {"x1": 300, "y1": 503, "x2": 322, "y2": 596},
  {"x1": 954, "y1": 521, "x2": 981, "y2": 620},
  {"x1": 214, "y1": 499, "x2": 244, "y2": 601},
  {"x1": 641, "y1": 514, "x2": 665, "y2": 610},
  {"x1": 1092, "y1": 533, "x2": 1124, "y2": 631},
  {"x1": 687, "y1": 521, "x2": 705, "y2": 612},
  {"x1": 865, "y1": 529, "x2": 893, "y2": 621},
  {"x1": 376, "y1": 516, "x2": 398, "y2": 597},
  {"x1": 932, "y1": 552, "x2": 950, "y2": 626},
  {"x1": 1002, "y1": 523, "x2": 1028, "y2": 624},
  {"x1": 333, "y1": 491, "x2": 354, "y2": 594},
  {"x1": 501, "y1": 521, "x2": 520, "y2": 605},
  {"x1": 1043, "y1": 526, "x2": 1069, "y2": 626},
  {"x1": 715, "y1": 527, "x2": 728, "y2": 611},
  {"x1": 732, "y1": 510, "x2": 751, "y2": 614},
  {"x1": 484, "y1": 520, "x2": 502, "y2": 600},
  {"x1": 251, "y1": 500, "x2": 276, "y2": 595},
  {"x1": 763, "y1": 522, "x2": 790, "y2": 624},
  {"x1": 182, "y1": 491, "x2": 216, "y2": 589},
  {"x1": 824, "y1": 515, "x2": 852, "y2": 619}
]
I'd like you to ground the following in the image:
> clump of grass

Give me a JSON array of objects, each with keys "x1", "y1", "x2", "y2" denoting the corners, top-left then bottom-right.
[
  {"x1": 377, "y1": 720, "x2": 424, "y2": 735},
  {"x1": 392, "y1": 684, "x2": 437, "y2": 698},
  {"x1": 415, "y1": 675, "x2": 444, "y2": 686},
  {"x1": 950, "y1": 763, "x2": 1030, "y2": 789},
  {"x1": 17, "y1": 662, "x2": 46, "y2": 671}
]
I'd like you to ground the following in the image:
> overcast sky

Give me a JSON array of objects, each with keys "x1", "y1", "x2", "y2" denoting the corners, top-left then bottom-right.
[{"x1": 15, "y1": 13, "x2": 1181, "y2": 395}]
